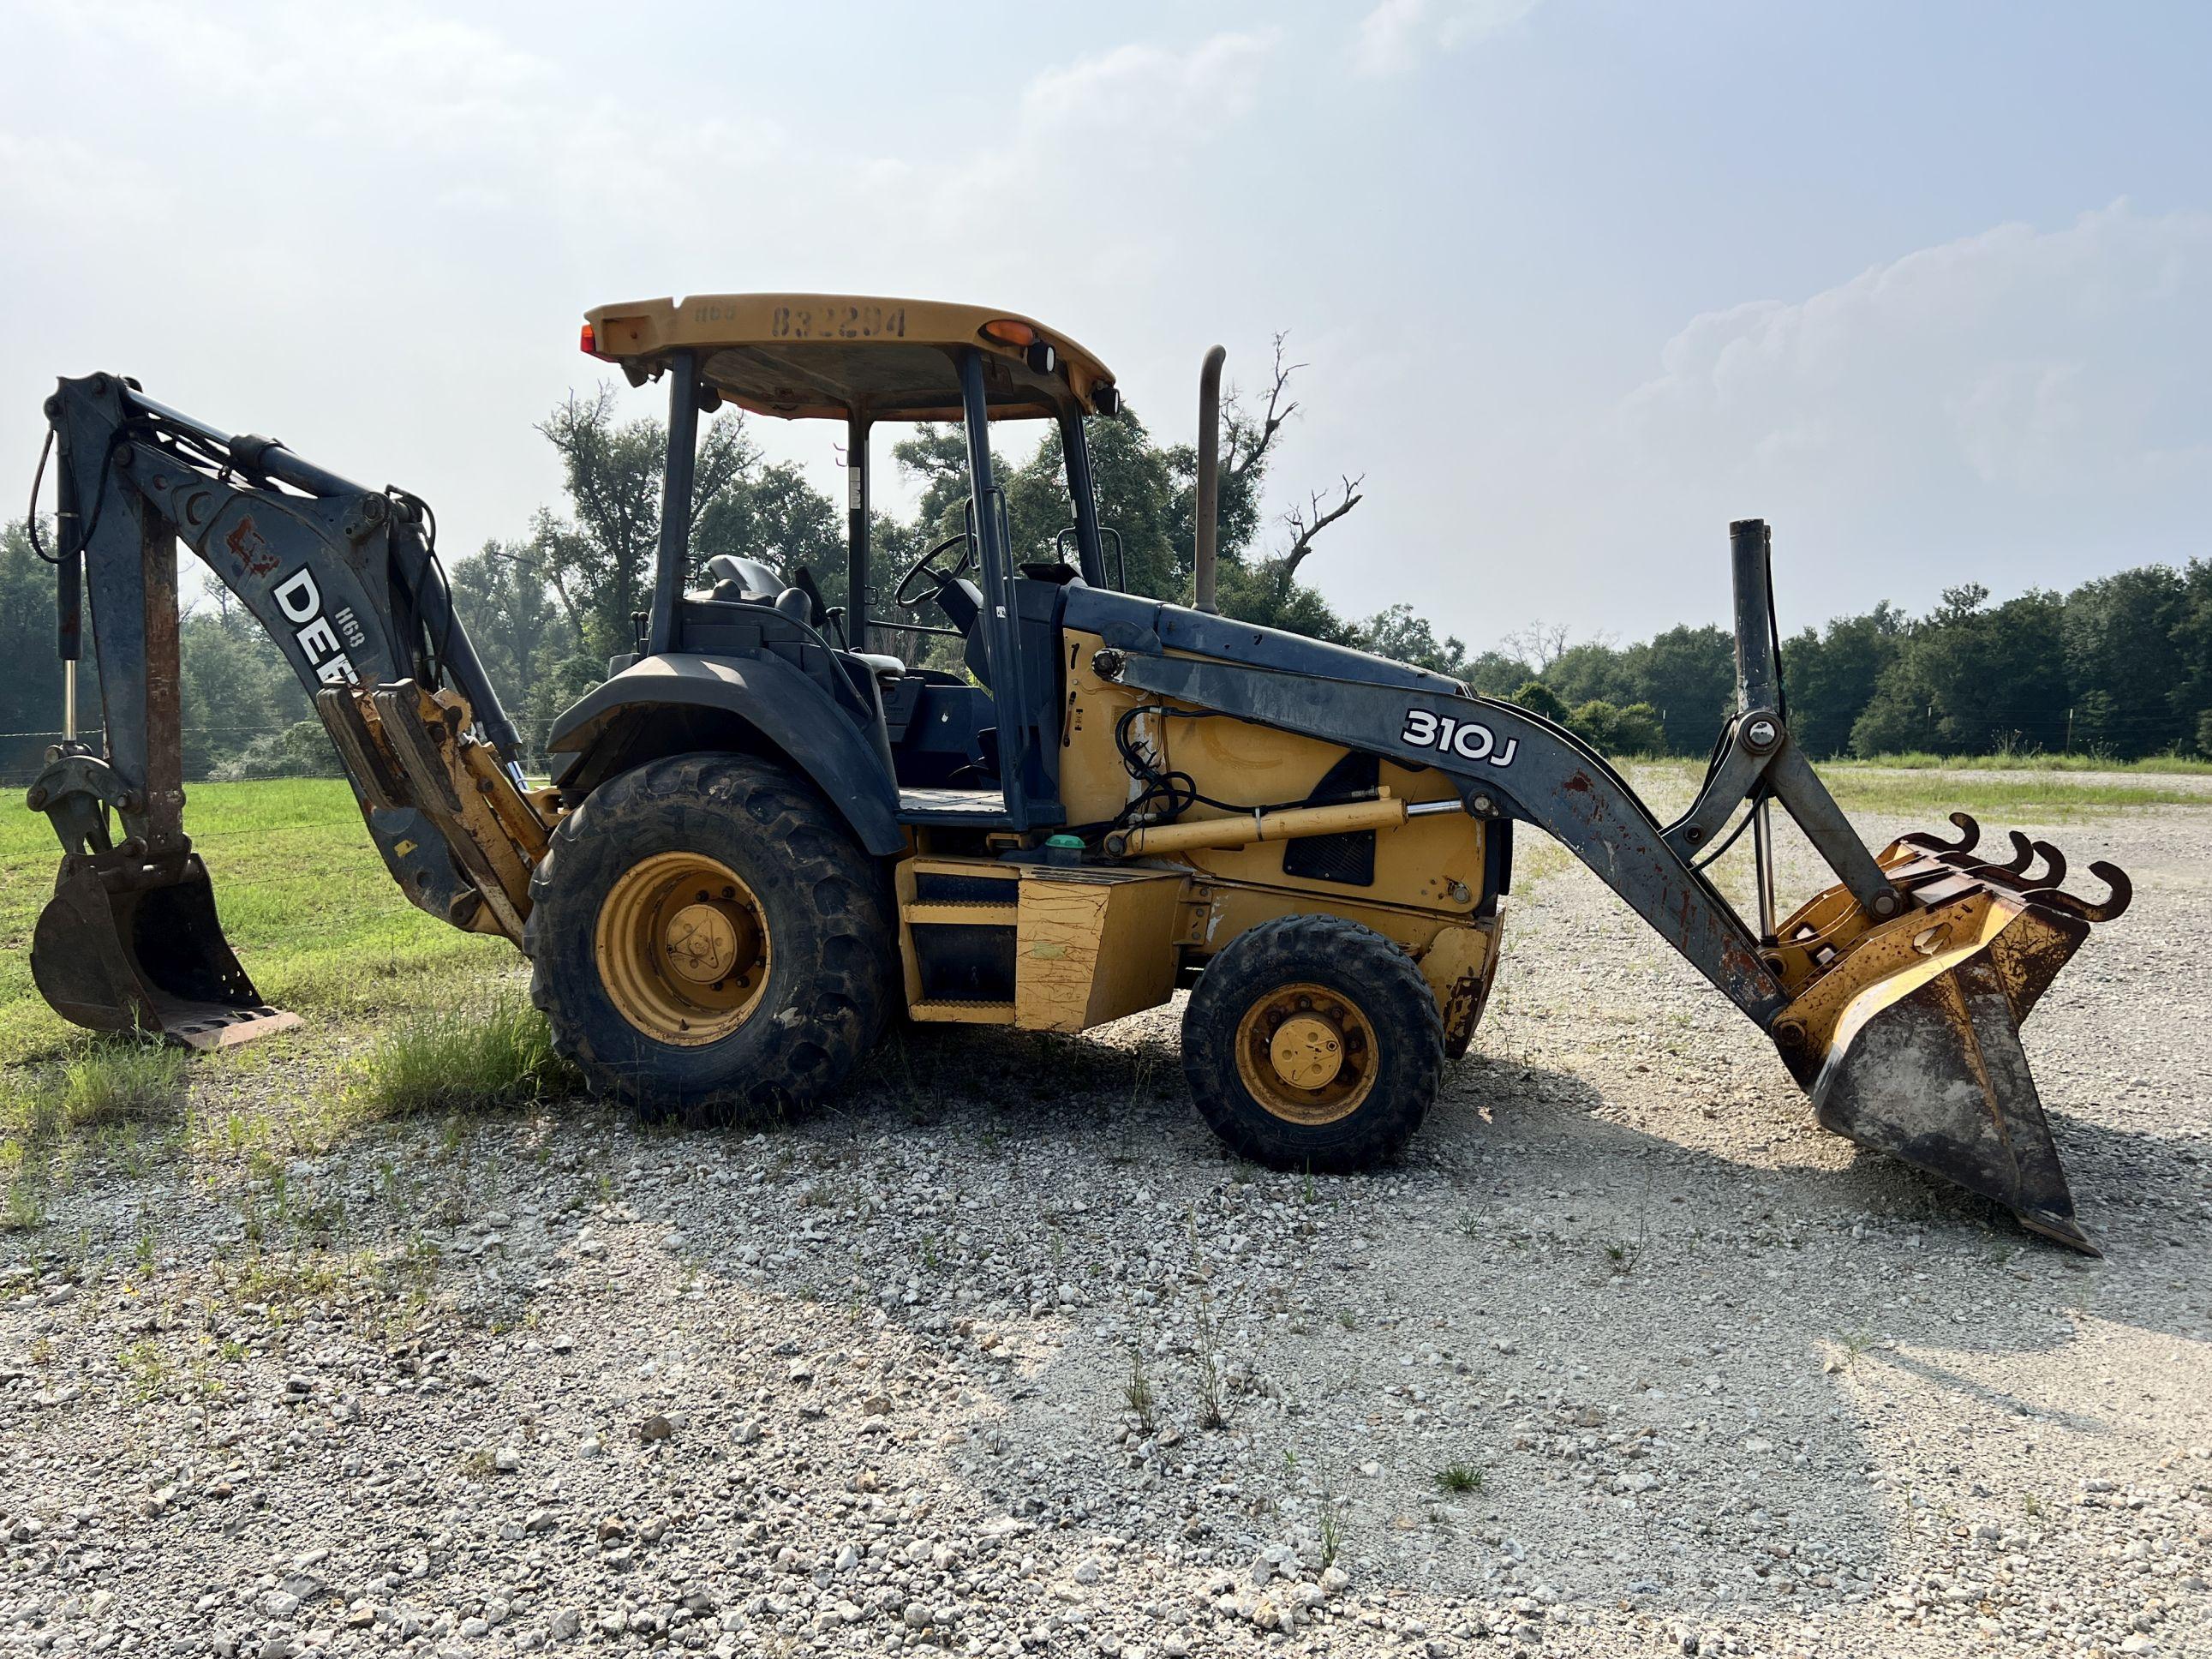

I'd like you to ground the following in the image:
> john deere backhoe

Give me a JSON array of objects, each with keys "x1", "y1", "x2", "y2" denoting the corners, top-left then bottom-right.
[{"x1": 23, "y1": 295, "x2": 2132, "y2": 1250}]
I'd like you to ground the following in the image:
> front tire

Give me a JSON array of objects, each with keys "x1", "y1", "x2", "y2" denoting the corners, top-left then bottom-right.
[
  {"x1": 525, "y1": 754, "x2": 894, "y2": 1123},
  {"x1": 1181, "y1": 915, "x2": 1444, "y2": 1171}
]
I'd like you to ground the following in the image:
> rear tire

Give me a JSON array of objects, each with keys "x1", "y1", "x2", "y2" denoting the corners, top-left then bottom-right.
[
  {"x1": 1181, "y1": 914, "x2": 1444, "y2": 1171},
  {"x1": 525, "y1": 753, "x2": 894, "y2": 1123}
]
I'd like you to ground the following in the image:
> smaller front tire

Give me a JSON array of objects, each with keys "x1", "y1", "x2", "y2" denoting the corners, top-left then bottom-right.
[{"x1": 1181, "y1": 914, "x2": 1444, "y2": 1171}]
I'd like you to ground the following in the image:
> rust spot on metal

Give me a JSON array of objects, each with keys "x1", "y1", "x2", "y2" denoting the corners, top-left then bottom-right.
[{"x1": 223, "y1": 514, "x2": 279, "y2": 578}]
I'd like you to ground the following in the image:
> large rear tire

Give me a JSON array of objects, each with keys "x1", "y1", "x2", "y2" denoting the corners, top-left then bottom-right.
[
  {"x1": 1181, "y1": 914, "x2": 1443, "y2": 1171},
  {"x1": 525, "y1": 754, "x2": 894, "y2": 1123}
]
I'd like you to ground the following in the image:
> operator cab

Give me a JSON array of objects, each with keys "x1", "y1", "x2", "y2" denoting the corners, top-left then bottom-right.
[{"x1": 578, "y1": 293, "x2": 1124, "y2": 833}]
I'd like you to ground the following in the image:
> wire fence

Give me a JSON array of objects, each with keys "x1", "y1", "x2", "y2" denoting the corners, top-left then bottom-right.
[{"x1": 0, "y1": 727, "x2": 553, "y2": 789}]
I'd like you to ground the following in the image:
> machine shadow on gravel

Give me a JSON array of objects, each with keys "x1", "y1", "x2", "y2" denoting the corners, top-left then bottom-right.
[{"x1": 446, "y1": 1023, "x2": 2205, "y2": 1620}]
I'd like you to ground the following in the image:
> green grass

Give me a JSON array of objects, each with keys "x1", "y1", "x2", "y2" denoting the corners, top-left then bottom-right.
[
  {"x1": 52, "y1": 1042, "x2": 190, "y2": 1131},
  {"x1": 1624, "y1": 758, "x2": 2207, "y2": 821},
  {"x1": 1433, "y1": 1461, "x2": 1486, "y2": 1495},
  {"x1": 356, "y1": 996, "x2": 575, "y2": 1118},
  {"x1": 1839, "y1": 751, "x2": 2212, "y2": 775},
  {"x1": 0, "y1": 779, "x2": 515, "y2": 1068}
]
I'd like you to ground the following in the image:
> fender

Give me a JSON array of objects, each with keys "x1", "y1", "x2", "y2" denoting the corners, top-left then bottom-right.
[{"x1": 547, "y1": 652, "x2": 905, "y2": 856}]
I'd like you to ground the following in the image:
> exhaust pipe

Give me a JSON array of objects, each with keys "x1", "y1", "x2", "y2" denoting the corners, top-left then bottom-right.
[{"x1": 1194, "y1": 345, "x2": 1225, "y2": 614}]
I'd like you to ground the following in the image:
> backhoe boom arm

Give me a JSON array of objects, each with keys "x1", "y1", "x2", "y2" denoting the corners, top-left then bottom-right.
[{"x1": 27, "y1": 373, "x2": 546, "y2": 1045}]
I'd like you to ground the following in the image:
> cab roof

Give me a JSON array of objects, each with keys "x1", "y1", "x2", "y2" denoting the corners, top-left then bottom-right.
[{"x1": 581, "y1": 294, "x2": 1115, "y2": 423}]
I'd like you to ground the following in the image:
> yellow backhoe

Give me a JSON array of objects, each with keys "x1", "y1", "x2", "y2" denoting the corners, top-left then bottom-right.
[{"x1": 24, "y1": 295, "x2": 2131, "y2": 1249}]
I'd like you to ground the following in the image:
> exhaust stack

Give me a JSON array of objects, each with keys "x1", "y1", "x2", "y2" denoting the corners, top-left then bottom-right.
[{"x1": 1193, "y1": 344, "x2": 1225, "y2": 614}]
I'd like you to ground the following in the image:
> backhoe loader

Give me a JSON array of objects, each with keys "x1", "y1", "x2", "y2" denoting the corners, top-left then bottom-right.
[{"x1": 23, "y1": 295, "x2": 2132, "y2": 1250}]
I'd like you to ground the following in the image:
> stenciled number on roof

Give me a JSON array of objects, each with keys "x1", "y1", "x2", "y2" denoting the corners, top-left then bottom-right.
[{"x1": 758, "y1": 304, "x2": 909, "y2": 342}]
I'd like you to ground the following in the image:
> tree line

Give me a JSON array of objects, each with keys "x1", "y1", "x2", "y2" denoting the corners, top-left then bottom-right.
[{"x1": 3, "y1": 344, "x2": 2209, "y2": 782}]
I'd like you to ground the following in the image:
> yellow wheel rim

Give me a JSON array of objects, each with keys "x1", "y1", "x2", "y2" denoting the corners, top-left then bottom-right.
[
  {"x1": 595, "y1": 852, "x2": 770, "y2": 1046},
  {"x1": 1234, "y1": 982, "x2": 1378, "y2": 1126}
]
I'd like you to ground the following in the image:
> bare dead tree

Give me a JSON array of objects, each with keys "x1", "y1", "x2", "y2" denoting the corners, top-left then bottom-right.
[
  {"x1": 1503, "y1": 620, "x2": 1574, "y2": 674},
  {"x1": 1223, "y1": 332, "x2": 1305, "y2": 489},
  {"x1": 1280, "y1": 474, "x2": 1366, "y2": 578}
]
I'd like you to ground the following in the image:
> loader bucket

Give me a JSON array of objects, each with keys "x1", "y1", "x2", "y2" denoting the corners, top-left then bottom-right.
[
  {"x1": 1768, "y1": 815, "x2": 2130, "y2": 1254},
  {"x1": 30, "y1": 854, "x2": 301, "y2": 1051}
]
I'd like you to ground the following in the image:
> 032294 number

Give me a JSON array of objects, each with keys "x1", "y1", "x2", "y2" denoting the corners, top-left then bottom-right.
[{"x1": 1400, "y1": 707, "x2": 1519, "y2": 767}]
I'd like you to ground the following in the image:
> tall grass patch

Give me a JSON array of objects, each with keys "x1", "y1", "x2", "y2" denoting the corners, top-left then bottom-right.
[
  {"x1": 57, "y1": 1041, "x2": 190, "y2": 1127},
  {"x1": 358, "y1": 997, "x2": 576, "y2": 1118}
]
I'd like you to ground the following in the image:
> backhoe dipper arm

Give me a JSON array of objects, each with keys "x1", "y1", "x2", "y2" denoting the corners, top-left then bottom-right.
[{"x1": 29, "y1": 374, "x2": 535, "y2": 1043}]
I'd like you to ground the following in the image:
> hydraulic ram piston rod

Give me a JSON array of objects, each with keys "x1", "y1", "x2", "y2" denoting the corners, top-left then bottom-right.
[{"x1": 1103, "y1": 792, "x2": 1463, "y2": 859}]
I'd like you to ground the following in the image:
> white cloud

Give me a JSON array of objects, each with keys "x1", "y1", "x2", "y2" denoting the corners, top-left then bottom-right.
[
  {"x1": 1613, "y1": 202, "x2": 2212, "y2": 504},
  {"x1": 1354, "y1": 0, "x2": 1545, "y2": 77}
]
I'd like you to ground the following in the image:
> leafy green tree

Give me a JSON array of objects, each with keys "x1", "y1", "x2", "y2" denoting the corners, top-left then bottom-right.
[
  {"x1": 1780, "y1": 603, "x2": 1905, "y2": 758},
  {"x1": 1632, "y1": 625, "x2": 1736, "y2": 755},
  {"x1": 1354, "y1": 604, "x2": 1472, "y2": 676},
  {"x1": 1569, "y1": 698, "x2": 1666, "y2": 758},
  {"x1": 529, "y1": 386, "x2": 764, "y2": 659},
  {"x1": 176, "y1": 601, "x2": 311, "y2": 778},
  {"x1": 1851, "y1": 584, "x2": 2070, "y2": 757},
  {"x1": 450, "y1": 542, "x2": 561, "y2": 705},
  {"x1": 1512, "y1": 679, "x2": 1572, "y2": 726},
  {"x1": 0, "y1": 520, "x2": 101, "y2": 782},
  {"x1": 2062, "y1": 566, "x2": 2186, "y2": 757}
]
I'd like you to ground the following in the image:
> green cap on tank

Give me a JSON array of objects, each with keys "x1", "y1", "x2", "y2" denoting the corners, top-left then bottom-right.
[{"x1": 1044, "y1": 835, "x2": 1084, "y2": 849}]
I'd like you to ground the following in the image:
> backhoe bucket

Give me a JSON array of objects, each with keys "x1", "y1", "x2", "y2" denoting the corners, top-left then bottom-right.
[
  {"x1": 1769, "y1": 815, "x2": 2130, "y2": 1253},
  {"x1": 30, "y1": 853, "x2": 300, "y2": 1051}
]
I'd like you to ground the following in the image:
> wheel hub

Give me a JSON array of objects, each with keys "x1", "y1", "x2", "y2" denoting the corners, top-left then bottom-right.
[
  {"x1": 1269, "y1": 1014, "x2": 1344, "y2": 1088},
  {"x1": 666, "y1": 901, "x2": 746, "y2": 983},
  {"x1": 1234, "y1": 983, "x2": 1378, "y2": 1126},
  {"x1": 595, "y1": 853, "x2": 771, "y2": 1045}
]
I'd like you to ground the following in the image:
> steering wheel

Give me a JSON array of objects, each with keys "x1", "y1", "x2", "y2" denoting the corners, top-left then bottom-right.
[{"x1": 894, "y1": 530, "x2": 978, "y2": 610}]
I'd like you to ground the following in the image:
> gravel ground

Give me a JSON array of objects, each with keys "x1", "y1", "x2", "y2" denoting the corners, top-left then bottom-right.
[{"x1": 3, "y1": 794, "x2": 2208, "y2": 1659}]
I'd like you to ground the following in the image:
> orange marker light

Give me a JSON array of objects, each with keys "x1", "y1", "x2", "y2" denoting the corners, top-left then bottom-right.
[
  {"x1": 980, "y1": 318, "x2": 1038, "y2": 348},
  {"x1": 580, "y1": 322, "x2": 603, "y2": 358}
]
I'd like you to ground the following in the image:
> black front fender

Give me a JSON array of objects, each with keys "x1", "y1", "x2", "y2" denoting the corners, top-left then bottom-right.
[{"x1": 547, "y1": 654, "x2": 903, "y2": 856}]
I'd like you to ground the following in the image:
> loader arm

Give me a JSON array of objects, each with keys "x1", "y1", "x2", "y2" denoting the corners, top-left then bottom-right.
[
  {"x1": 25, "y1": 373, "x2": 546, "y2": 1045},
  {"x1": 1099, "y1": 519, "x2": 2132, "y2": 1253}
]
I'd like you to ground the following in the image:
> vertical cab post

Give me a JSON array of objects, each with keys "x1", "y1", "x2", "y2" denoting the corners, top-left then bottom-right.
[
  {"x1": 846, "y1": 413, "x2": 870, "y2": 651},
  {"x1": 1058, "y1": 411, "x2": 1109, "y2": 588},
  {"x1": 958, "y1": 348, "x2": 1035, "y2": 829},
  {"x1": 648, "y1": 348, "x2": 702, "y2": 656}
]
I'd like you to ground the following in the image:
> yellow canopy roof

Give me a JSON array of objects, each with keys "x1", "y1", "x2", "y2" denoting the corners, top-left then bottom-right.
[{"x1": 582, "y1": 294, "x2": 1115, "y2": 422}]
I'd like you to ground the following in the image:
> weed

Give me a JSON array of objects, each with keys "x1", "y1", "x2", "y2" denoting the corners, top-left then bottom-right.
[
  {"x1": 357, "y1": 997, "x2": 574, "y2": 1118},
  {"x1": 117, "y1": 1338, "x2": 168, "y2": 1402},
  {"x1": 1124, "y1": 1347, "x2": 1157, "y2": 1434},
  {"x1": 918, "y1": 1235, "x2": 943, "y2": 1273},
  {"x1": 1318, "y1": 1490, "x2": 1343, "y2": 1570},
  {"x1": 1433, "y1": 1461, "x2": 1485, "y2": 1495},
  {"x1": 1457, "y1": 1211, "x2": 1482, "y2": 1240},
  {"x1": 1193, "y1": 1293, "x2": 1230, "y2": 1431},
  {"x1": 2, "y1": 1169, "x2": 48, "y2": 1232},
  {"x1": 1336, "y1": 1309, "x2": 1359, "y2": 1332},
  {"x1": 2024, "y1": 1492, "x2": 2046, "y2": 1520}
]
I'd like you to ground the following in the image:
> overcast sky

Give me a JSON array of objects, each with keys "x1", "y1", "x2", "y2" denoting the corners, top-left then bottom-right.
[{"x1": 5, "y1": 0, "x2": 2207, "y2": 650}]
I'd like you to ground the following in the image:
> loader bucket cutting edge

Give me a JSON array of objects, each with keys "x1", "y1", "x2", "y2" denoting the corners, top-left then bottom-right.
[
  {"x1": 1779, "y1": 825, "x2": 2128, "y2": 1255},
  {"x1": 30, "y1": 859, "x2": 301, "y2": 1051}
]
